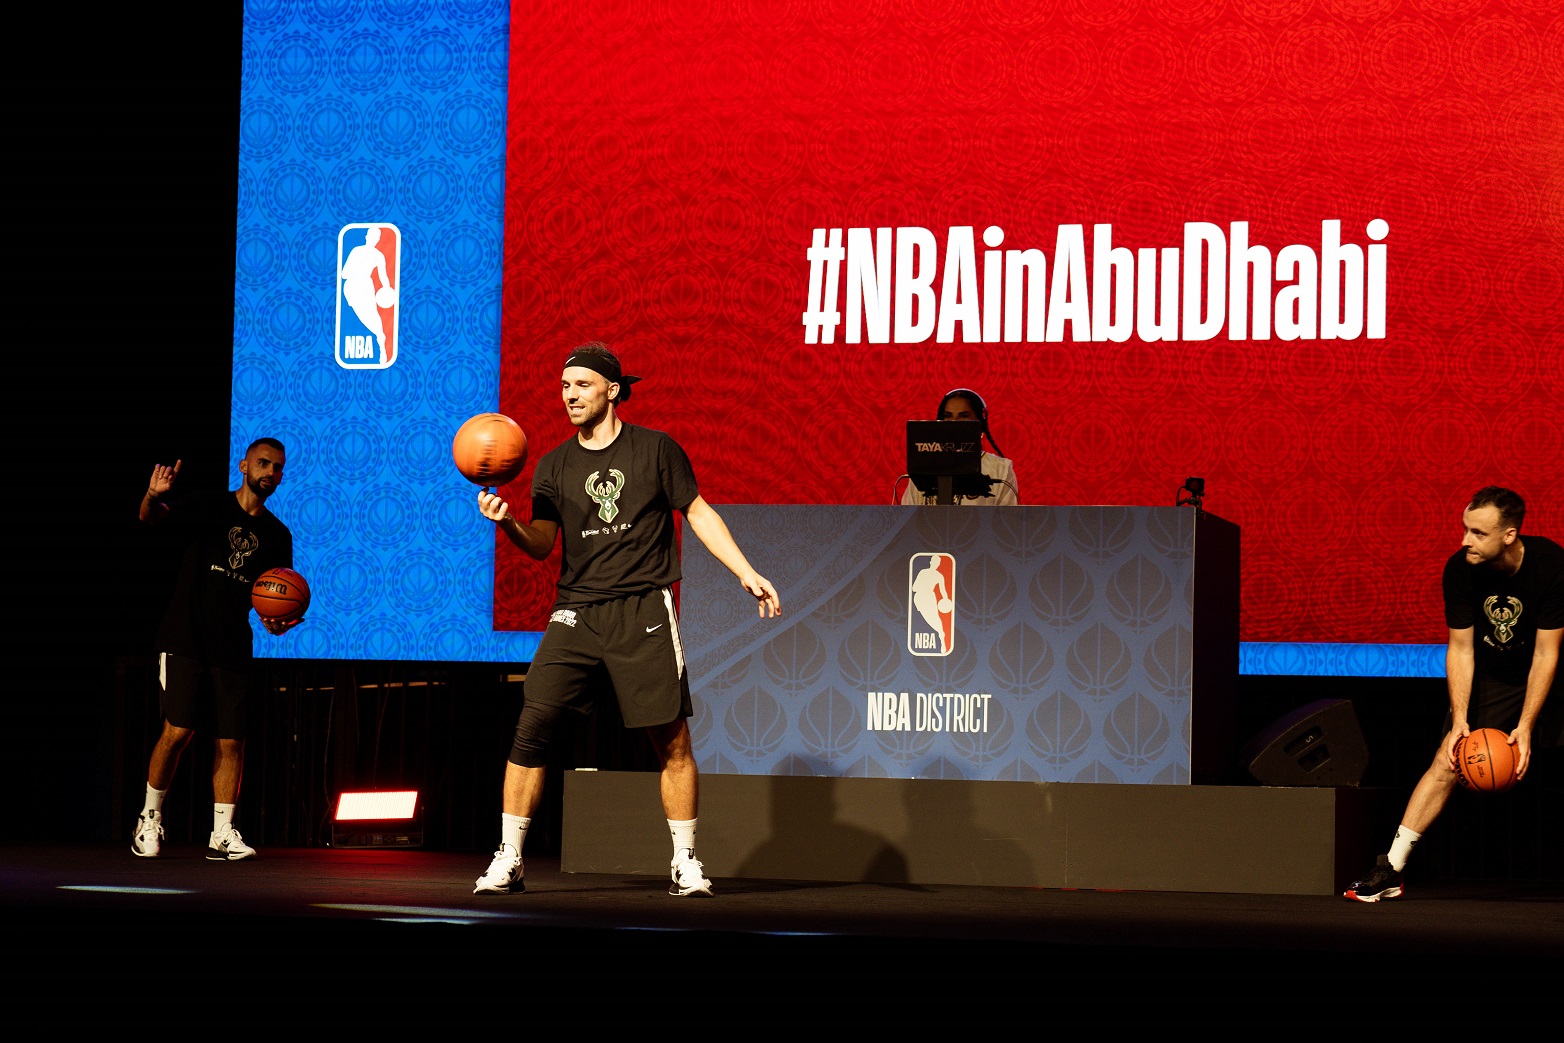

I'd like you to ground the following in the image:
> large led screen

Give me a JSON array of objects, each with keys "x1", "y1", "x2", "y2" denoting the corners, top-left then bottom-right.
[{"x1": 234, "y1": 2, "x2": 1560, "y2": 676}]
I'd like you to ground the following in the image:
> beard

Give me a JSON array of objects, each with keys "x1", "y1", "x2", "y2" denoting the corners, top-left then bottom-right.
[
  {"x1": 246, "y1": 474, "x2": 276, "y2": 500},
  {"x1": 568, "y1": 400, "x2": 608, "y2": 427}
]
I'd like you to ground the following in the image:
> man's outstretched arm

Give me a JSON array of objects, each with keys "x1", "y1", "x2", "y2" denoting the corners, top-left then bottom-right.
[{"x1": 683, "y1": 496, "x2": 780, "y2": 618}]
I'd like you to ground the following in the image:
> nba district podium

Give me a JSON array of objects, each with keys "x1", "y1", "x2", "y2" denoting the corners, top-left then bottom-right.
[{"x1": 562, "y1": 505, "x2": 1377, "y2": 895}]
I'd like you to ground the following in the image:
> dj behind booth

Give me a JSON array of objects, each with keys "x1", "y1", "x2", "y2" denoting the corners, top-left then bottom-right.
[{"x1": 899, "y1": 389, "x2": 1019, "y2": 506}]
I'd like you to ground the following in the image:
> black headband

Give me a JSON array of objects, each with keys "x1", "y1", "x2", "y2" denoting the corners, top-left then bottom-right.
[{"x1": 563, "y1": 352, "x2": 642, "y2": 397}]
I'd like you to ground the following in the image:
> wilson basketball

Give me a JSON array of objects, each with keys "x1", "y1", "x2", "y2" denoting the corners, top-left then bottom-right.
[
  {"x1": 1455, "y1": 727, "x2": 1519, "y2": 793},
  {"x1": 252, "y1": 567, "x2": 310, "y2": 623},
  {"x1": 452, "y1": 413, "x2": 528, "y2": 486}
]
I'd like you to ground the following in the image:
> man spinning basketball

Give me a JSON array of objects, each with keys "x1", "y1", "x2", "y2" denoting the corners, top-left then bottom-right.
[{"x1": 472, "y1": 342, "x2": 781, "y2": 897}]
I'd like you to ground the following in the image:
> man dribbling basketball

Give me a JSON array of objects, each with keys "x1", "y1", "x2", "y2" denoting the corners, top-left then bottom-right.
[
  {"x1": 131, "y1": 438, "x2": 301, "y2": 862},
  {"x1": 1344, "y1": 486, "x2": 1563, "y2": 901},
  {"x1": 472, "y1": 342, "x2": 781, "y2": 898}
]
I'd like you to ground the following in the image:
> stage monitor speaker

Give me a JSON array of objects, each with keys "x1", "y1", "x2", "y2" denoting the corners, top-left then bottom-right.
[{"x1": 1241, "y1": 698, "x2": 1368, "y2": 787}]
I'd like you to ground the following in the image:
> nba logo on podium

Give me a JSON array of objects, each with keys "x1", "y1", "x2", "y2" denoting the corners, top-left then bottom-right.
[
  {"x1": 908, "y1": 553, "x2": 956, "y2": 657},
  {"x1": 335, "y1": 223, "x2": 401, "y2": 370}
]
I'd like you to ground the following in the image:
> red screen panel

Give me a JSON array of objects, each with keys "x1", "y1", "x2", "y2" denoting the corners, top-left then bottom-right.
[{"x1": 498, "y1": 1, "x2": 1562, "y2": 644}]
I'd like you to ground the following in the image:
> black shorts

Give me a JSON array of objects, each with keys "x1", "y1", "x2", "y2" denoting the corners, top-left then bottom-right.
[
  {"x1": 159, "y1": 652, "x2": 252, "y2": 740},
  {"x1": 1444, "y1": 674, "x2": 1564, "y2": 748},
  {"x1": 523, "y1": 588, "x2": 693, "y2": 729}
]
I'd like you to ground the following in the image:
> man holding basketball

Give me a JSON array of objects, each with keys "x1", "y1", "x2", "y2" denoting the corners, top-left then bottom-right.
[
  {"x1": 131, "y1": 438, "x2": 299, "y2": 862},
  {"x1": 1345, "y1": 486, "x2": 1563, "y2": 901},
  {"x1": 472, "y1": 342, "x2": 781, "y2": 898}
]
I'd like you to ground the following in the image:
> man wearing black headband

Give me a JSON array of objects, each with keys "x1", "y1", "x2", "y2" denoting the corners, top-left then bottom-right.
[{"x1": 472, "y1": 342, "x2": 781, "y2": 898}]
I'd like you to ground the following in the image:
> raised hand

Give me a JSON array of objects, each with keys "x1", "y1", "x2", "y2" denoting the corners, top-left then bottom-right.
[
  {"x1": 478, "y1": 488, "x2": 511, "y2": 523},
  {"x1": 148, "y1": 460, "x2": 182, "y2": 500}
]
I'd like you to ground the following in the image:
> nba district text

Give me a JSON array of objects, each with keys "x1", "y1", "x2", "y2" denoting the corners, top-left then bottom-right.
[{"x1": 867, "y1": 691, "x2": 992, "y2": 733}]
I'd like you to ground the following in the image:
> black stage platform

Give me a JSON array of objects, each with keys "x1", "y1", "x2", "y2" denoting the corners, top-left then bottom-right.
[{"x1": 6, "y1": 844, "x2": 1560, "y2": 1014}]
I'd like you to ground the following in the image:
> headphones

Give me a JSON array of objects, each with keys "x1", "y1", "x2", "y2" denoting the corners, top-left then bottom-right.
[
  {"x1": 936, "y1": 388, "x2": 1004, "y2": 458},
  {"x1": 937, "y1": 388, "x2": 987, "y2": 424}
]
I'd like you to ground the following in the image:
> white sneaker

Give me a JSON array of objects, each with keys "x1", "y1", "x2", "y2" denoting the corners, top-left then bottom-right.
[
  {"x1": 132, "y1": 811, "x2": 163, "y2": 858},
  {"x1": 474, "y1": 844, "x2": 524, "y2": 894},
  {"x1": 207, "y1": 824, "x2": 257, "y2": 861},
  {"x1": 669, "y1": 853, "x2": 713, "y2": 897}
]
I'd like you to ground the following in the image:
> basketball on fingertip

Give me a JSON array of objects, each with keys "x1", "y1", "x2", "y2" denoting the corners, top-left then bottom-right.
[
  {"x1": 252, "y1": 567, "x2": 310, "y2": 623},
  {"x1": 1455, "y1": 727, "x2": 1519, "y2": 793},
  {"x1": 452, "y1": 413, "x2": 528, "y2": 486}
]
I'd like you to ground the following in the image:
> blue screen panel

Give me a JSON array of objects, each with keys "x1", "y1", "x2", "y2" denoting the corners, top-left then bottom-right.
[
  {"x1": 233, "y1": 1, "x2": 538, "y2": 663},
  {"x1": 1240, "y1": 642, "x2": 1444, "y2": 678}
]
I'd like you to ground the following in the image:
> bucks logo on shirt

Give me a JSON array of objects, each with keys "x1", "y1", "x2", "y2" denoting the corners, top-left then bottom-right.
[
  {"x1": 1482, "y1": 595, "x2": 1521, "y2": 646},
  {"x1": 587, "y1": 469, "x2": 626, "y2": 522}
]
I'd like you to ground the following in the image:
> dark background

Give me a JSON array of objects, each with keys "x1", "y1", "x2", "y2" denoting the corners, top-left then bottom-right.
[
  {"x1": 15, "y1": 7, "x2": 1557, "y2": 883},
  {"x1": 20, "y1": 6, "x2": 249, "y2": 839}
]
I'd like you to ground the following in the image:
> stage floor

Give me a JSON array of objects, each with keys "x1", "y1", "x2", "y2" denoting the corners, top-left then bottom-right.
[{"x1": 5, "y1": 843, "x2": 1560, "y2": 1009}]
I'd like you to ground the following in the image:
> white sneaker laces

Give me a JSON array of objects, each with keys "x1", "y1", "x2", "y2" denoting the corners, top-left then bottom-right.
[{"x1": 484, "y1": 848, "x2": 519, "y2": 879}]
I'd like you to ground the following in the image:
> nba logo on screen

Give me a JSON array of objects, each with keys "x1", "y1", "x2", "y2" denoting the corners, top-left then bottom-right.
[
  {"x1": 908, "y1": 553, "x2": 956, "y2": 657},
  {"x1": 335, "y1": 223, "x2": 401, "y2": 369}
]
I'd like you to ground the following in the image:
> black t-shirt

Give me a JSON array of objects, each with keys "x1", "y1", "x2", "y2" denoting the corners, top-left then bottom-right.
[
  {"x1": 154, "y1": 490, "x2": 294, "y2": 669},
  {"x1": 1444, "y1": 535, "x2": 1564, "y2": 686},
  {"x1": 531, "y1": 424, "x2": 699, "y2": 608}
]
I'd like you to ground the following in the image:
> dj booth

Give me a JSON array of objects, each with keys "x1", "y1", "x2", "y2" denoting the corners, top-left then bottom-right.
[
  {"x1": 562, "y1": 504, "x2": 1385, "y2": 895},
  {"x1": 677, "y1": 503, "x2": 1238, "y2": 783}
]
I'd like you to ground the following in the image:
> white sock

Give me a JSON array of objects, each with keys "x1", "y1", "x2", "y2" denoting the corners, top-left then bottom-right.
[
  {"x1": 669, "y1": 817, "x2": 697, "y2": 861},
  {"x1": 501, "y1": 813, "x2": 530, "y2": 856},
  {"x1": 142, "y1": 784, "x2": 166, "y2": 818},
  {"x1": 214, "y1": 803, "x2": 236, "y2": 833},
  {"x1": 1388, "y1": 825, "x2": 1421, "y2": 872}
]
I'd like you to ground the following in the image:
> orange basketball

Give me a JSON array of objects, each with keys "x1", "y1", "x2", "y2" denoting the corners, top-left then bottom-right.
[
  {"x1": 1455, "y1": 727, "x2": 1519, "y2": 794},
  {"x1": 252, "y1": 567, "x2": 310, "y2": 623},
  {"x1": 452, "y1": 413, "x2": 528, "y2": 486}
]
